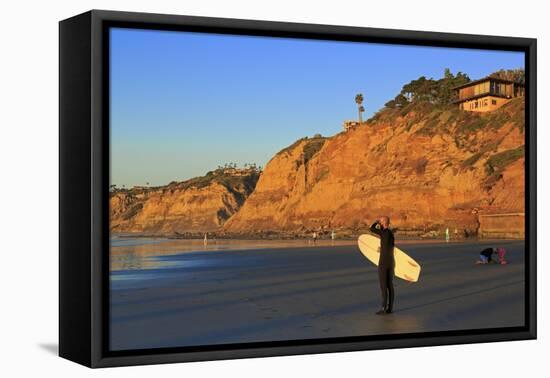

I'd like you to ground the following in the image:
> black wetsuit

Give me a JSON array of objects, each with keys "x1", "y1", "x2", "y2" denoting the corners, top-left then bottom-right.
[
  {"x1": 480, "y1": 248, "x2": 493, "y2": 262},
  {"x1": 370, "y1": 221, "x2": 395, "y2": 312}
]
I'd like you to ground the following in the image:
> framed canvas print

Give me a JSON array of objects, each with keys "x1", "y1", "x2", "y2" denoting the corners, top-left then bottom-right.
[{"x1": 59, "y1": 10, "x2": 536, "y2": 368}]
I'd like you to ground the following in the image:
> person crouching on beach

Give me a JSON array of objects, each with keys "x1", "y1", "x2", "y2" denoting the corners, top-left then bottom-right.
[
  {"x1": 370, "y1": 216, "x2": 395, "y2": 315},
  {"x1": 476, "y1": 247, "x2": 495, "y2": 264}
]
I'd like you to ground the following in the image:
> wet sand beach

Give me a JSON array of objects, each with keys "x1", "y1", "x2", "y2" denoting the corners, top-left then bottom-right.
[{"x1": 110, "y1": 238, "x2": 525, "y2": 351}]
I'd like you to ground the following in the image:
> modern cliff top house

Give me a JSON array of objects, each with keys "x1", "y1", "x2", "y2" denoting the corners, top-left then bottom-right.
[{"x1": 453, "y1": 76, "x2": 525, "y2": 112}]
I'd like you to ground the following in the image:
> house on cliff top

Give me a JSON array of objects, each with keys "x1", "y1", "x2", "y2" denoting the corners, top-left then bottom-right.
[
  {"x1": 343, "y1": 120, "x2": 360, "y2": 131},
  {"x1": 452, "y1": 77, "x2": 524, "y2": 112}
]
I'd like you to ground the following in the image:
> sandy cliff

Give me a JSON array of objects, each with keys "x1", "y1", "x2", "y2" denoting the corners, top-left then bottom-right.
[
  {"x1": 110, "y1": 98, "x2": 525, "y2": 236},
  {"x1": 110, "y1": 170, "x2": 260, "y2": 234},
  {"x1": 224, "y1": 99, "x2": 525, "y2": 235}
]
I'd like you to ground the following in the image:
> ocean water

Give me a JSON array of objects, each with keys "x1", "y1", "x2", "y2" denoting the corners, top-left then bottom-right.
[{"x1": 109, "y1": 237, "x2": 355, "y2": 285}]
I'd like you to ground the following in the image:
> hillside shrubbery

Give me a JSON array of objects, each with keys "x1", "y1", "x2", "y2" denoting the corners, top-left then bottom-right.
[
  {"x1": 384, "y1": 68, "x2": 470, "y2": 109},
  {"x1": 276, "y1": 135, "x2": 327, "y2": 168}
]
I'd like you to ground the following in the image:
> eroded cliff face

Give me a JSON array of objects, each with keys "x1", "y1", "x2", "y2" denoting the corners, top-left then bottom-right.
[
  {"x1": 110, "y1": 99, "x2": 525, "y2": 236},
  {"x1": 224, "y1": 99, "x2": 525, "y2": 234},
  {"x1": 110, "y1": 170, "x2": 260, "y2": 234}
]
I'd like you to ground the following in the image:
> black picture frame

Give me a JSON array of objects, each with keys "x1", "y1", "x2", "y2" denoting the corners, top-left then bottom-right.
[{"x1": 59, "y1": 9, "x2": 537, "y2": 368}]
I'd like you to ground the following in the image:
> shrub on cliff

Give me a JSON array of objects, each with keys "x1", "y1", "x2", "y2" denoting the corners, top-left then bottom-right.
[
  {"x1": 302, "y1": 137, "x2": 326, "y2": 164},
  {"x1": 485, "y1": 145, "x2": 525, "y2": 176},
  {"x1": 276, "y1": 135, "x2": 326, "y2": 167},
  {"x1": 482, "y1": 145, "x2": 525, "y2": 190},
  {"x1": 489, "y1": 68, "x2": 525, "y2": 84}
]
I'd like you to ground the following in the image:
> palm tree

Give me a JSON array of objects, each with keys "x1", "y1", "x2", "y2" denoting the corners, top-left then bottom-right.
[{"x1": 355, "y1": 93, "x2": 364, "y2": 123}]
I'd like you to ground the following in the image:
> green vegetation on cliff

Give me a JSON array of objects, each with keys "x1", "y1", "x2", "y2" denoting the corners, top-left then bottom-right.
[
  {"x1": 485, "y1": 145, "x2": 525, "y2": 176},
  {"x1": 383, "y1": 68, "x2": 470, "y2": 109},
  {"x1": 276, "y1": 135, "x2": 327, "y2": 166},
  {"x1": 174, "y1": 168, "x2": 259, "y2": 193}
]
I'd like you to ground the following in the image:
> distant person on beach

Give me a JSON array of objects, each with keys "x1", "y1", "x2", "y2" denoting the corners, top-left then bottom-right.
[
  {"x1": 331, "y1": 230, "x2": 336, "y2": 240},
  {"x1": 370, "y1": 216, "x2": 395, "y2": 315},
  {"x1": 312, "y1": 231, "x2": 318, "y2": 244},
  {"x1": 496, "y1": 247, "x2": 508, "y2": 264},
  {"x1": 445, "y1": 227, "x2": 450, "y2": 243},
  {"x1": 203, "y1": 233, "x2": 208, "y2": 246},
  {"x1": 476, "y1": 247, "x2": 494, "y2": 264}
]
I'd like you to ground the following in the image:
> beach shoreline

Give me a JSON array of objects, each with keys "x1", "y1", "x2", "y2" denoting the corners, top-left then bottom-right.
[
  {"x1": 109, "y1": 239, "x2": 525, "y2": 351},
  {"x1": 111, "y1": 231, "x2": 521, "y2": 243}
]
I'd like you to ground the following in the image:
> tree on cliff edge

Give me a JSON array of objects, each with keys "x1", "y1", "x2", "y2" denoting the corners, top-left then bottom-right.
[
  {"x1": 384, "y1": 69, "x2": 470, "y2": 108},
  {"x1": 355, "y1": 93, "x2": 364, "y2": 123},
  {"x1": 490, "y1": 68, "x2": 525, "y2": 84}
]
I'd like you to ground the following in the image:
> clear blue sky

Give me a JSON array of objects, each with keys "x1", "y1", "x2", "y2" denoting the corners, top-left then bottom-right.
[{"x1": 110, "y1": 27, "x2": 524, "y2": 188}]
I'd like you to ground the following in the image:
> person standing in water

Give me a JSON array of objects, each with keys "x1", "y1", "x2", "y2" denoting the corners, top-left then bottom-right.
[
  {"x1": 445, "y1": 227, "x2": 450, "y2": 243},
  {"x1": 370, "y1": 216, "x2": 395, "y2": 315}
]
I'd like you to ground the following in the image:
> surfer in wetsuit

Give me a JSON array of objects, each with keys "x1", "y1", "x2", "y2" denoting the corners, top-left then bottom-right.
[{"x1": 370, "y1": 216, "x2": 395, "y2": 315}]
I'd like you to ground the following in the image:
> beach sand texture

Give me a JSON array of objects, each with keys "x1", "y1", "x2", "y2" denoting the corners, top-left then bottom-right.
[{"x1": 110, "y1": 239, "x2": 525, "y2": 351}]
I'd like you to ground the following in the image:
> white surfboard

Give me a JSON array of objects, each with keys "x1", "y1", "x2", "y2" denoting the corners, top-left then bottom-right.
[{"x1": 357, "y1": 234, "x2": 421, "y2": 282}]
